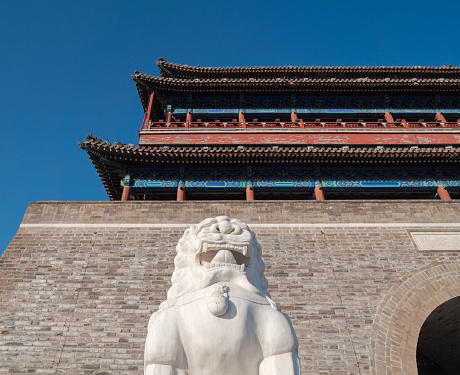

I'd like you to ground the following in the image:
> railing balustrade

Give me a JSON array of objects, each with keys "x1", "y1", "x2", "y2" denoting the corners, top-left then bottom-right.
[{"x1": 142, "y1": 120, "x2": 460, "y2": 131}]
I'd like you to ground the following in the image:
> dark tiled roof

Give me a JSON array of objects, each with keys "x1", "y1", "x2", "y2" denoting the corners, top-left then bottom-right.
[
  {"x1": 156, "y1": 58, "x2": 460, "y2": 80},
  {"x1": 80, "y1": 135, "x2": 460, "y2": 199},
  {"x1": 132, "y1": 59, "x2": 460, "y2": 113}
]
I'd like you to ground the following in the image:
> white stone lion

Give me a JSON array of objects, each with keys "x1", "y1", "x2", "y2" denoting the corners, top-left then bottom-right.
[{"x1": 144, "y1": 216, "x2": 301, "y2": 375}]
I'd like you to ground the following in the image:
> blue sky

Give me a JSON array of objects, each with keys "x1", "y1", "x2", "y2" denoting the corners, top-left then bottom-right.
[{"x1": 1, "y1": 0, "x2": 459, "y2": 254}]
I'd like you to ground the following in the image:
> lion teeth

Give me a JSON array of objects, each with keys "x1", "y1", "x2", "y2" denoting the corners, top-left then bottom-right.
[
  {"x1": 201, "y1": 262, "x2": 245, "y2": 271},
  {"x1": 201, "y1": 242, "x2": 249, "y2": 255}
]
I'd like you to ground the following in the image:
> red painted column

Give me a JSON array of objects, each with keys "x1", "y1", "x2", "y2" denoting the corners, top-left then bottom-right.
[
  {"x1": 177, "y1": 185, "x2": 186, "y2": 201},
  {"x1": 246, "y1": 186, "x2": 255, "y2": 200},
  {"x1": 435, "y1": 113, "x2": 447, "y2": 123},
  {"x1": 141, "y1": 112, "x2": 147, "y2": 130},
  {"x1": 437, "y1": 186, "x2": 451, "y2": 200},
  {"x1": 185, "y1": 111, "x2": 192, "y2": 128},
  {"x1": 384, "y1": 112, "x2": 394, "y2": 124},
  {"x1": 314, "y1": 187, "x2": 325, "y2": 200},
  {"x1": 121, "y1": 186, "x2": 132, "y2": 201},
  {"x1": 166, "y1": 112, "x2": 172, "y2": 123},
  {"x1": 143, "y1": 92, "x2": 155, "y2": 130},
  {"x1": 291, "y1": 112, "x2": 304, "y2": 128},
  {"x1": 239, "y1": 111, "x2": 246, "y2": 128}
]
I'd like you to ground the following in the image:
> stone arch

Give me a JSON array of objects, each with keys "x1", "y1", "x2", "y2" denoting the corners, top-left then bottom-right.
[
  {"x1": 417, "y1": 296, "x2": 460, "y2": 374},
  {"x1": 371, "y1": 262, "x2": 460, "y2": 375}
]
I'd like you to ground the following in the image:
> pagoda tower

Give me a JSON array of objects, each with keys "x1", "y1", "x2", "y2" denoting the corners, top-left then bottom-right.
[
  {"x1": 2, "y1": 59, "x2": 460, "y2": 375},
  {"x1": 80, "y1": 59, "x2": 460, "y2": 201}
]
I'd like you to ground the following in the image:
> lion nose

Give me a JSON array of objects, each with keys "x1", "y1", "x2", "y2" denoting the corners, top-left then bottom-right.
[{"x1": 217, "y1": 221, "x2": 233, "y2": 234}]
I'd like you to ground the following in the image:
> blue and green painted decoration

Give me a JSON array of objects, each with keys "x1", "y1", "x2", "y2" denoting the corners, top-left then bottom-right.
[{"x1": 127, "y1": 167, "x2": 460, "y2": 193}]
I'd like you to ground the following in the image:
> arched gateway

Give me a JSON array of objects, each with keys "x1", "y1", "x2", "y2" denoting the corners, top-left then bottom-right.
[
  {"x1": 416, "y1": 296, "x2": 460, "y2": 374},
  {"x1": 371, "y1": 263, "x2": 460, "y2": 375}
]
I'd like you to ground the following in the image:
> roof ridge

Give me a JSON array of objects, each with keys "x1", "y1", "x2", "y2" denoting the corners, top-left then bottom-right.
[
  {"x1": 156, "y1": 58, "x2": 459, "y2": 72},
  {"x1": 134, "y1": 72, "x2": 460, "y2": 84}
]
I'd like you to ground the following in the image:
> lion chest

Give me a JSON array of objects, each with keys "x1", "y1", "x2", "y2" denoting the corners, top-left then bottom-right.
[
  {"x1": 173, "y1": 286, "x2": 295, "y2": 375},
  {"x1": 177, "y1": 295, "x2": 265, "y2": 375},
  {"x1": 147, "y1": 284, "x2": 298, "y2": 375}
]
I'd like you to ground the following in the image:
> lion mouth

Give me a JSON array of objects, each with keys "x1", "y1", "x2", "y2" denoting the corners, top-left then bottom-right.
[{"x1": 200, "y1": 243, "x2": 250, "y2": 271}]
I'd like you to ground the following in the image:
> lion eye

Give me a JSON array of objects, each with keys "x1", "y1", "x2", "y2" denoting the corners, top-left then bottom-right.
[{"x1": 232, "y1": 226, "x2": 242, "y2": 235}]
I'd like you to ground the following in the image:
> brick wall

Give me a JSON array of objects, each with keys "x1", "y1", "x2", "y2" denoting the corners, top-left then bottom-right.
[{"x1": 1, "y1": 201, "x2": 460, "y2": 374}]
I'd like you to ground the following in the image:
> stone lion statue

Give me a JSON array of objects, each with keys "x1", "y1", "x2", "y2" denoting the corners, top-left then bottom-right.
[{"x1": 144, "y1": 216, "x2": 301, "y2": 375}]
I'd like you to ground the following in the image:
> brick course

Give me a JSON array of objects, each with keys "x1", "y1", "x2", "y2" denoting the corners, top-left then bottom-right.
[{"x1": 1, "y1": 201, "x2": 460, "y2": 374}]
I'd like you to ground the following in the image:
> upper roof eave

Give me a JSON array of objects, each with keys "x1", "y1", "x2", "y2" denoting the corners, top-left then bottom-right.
[
  {"x1": 133, "y1": 71, "x2": 460, "y2": 111},
  {"x1": 156, "y1": 58, "x2": 460, "y2": 80}
]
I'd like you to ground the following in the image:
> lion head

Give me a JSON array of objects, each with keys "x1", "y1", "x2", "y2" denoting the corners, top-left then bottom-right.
[{"x1": 167, "y1": 216, "x2": 270, "y2": 300}]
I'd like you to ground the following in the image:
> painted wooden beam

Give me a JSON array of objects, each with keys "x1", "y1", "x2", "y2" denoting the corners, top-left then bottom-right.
[{"x1": 139, "y1": 131, "x2": 460, "y2": 146}]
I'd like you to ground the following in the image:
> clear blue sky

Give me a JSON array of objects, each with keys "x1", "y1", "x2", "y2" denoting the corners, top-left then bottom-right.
[{"x1": 1, "y1": 0, "x2": 459, "y2": 254}]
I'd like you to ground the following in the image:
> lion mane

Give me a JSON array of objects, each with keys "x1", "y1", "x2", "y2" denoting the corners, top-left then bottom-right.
[{"x1": 167, "y1": 216, "x2": 271, "y2": 302}]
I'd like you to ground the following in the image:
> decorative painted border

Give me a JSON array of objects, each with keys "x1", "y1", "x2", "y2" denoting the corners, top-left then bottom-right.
[
  {"x1": 185, "y1": 180, "x2": 245, "y2": 190},
  {"x1": 322, "y1": 180, "x2": 439, "y2": 191},
  {"x1": 133, "y1": 179, "x2": 177, "y2": 188},
  {"x1": 132, "y1": 178, "x2": 459, "y2": 192},
  {"x1": 254, "y1": 181, "x2": 314, "y2": 189},
  {"x1": 446, "y1": 180, "x2": 460, "y2": 187}
]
